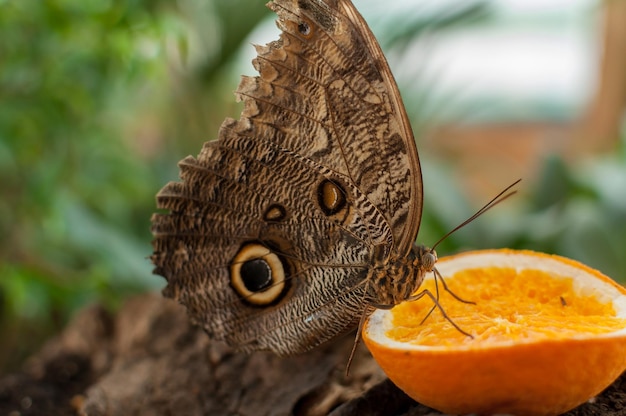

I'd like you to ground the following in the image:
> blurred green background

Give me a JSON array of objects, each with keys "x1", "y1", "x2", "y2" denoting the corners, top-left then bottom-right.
[{"x1": 1, "y1": 0, "x2": 625, "y2": 372}]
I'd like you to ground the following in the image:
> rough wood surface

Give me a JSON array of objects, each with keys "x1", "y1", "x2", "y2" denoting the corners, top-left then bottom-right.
[{"x1": 0, "y1": 293, "x2": 624, "y2": 415}]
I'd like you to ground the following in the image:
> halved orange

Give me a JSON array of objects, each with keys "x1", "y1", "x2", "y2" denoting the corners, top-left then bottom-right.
[{"x1": 363, "y1": 249, "x2": 626, "y2": 416}]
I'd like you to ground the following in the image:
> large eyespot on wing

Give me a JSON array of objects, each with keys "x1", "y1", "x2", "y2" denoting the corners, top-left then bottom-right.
[{"x1": 230, "y1": 243, "x2": 289, "y2": 306}]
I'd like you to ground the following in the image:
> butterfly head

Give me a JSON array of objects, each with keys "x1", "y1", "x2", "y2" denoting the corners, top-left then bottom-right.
[{"x1": 414, "y1": 244, "x2": 437, "y2": 273}]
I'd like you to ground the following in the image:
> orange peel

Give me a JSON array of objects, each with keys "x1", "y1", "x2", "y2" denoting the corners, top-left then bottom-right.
[{"x1": 363, "y1": 249, "x2": 626, "y2": 416}]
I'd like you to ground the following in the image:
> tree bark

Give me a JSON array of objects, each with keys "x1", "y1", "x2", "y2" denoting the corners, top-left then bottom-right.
[{"x1": 0, "y1": 293, "x2": 624, "y2": 415}]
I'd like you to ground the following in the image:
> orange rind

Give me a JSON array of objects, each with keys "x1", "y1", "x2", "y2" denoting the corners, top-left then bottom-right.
[{"x1": 363, "y1": 249, "x2": 626, "y2": 416}]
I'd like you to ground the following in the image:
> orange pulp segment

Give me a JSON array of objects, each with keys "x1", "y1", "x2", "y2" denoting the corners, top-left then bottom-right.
[{"x1": 389, "y1": 266, "x2": 626, "y2": 347}]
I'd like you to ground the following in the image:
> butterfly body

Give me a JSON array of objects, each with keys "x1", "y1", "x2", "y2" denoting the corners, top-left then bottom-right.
[
  {"x1": 151, "y1": 0, "x2": 427, "y2": 356},
  {"x1": 367, "y1": 245, "x2": 436, "y2": 309}
]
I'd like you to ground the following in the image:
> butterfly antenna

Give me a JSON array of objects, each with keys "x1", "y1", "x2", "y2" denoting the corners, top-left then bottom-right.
[{"x1": 431, "y1": 179, "x2": 521, "y2": 251}]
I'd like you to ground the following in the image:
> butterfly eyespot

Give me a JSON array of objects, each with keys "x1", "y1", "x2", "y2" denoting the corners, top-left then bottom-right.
[
  {"x1": 317, "y1": 179, "x2": 347, "y2": 216},
  {"x1": 298, "y1": 21, "x2": 312, "y2": 37},
  {"x1": 240, "y1": 259, "x2": 272, "y2": 291},
  {"x1": 230, "y1": 243, "x2": 288, "y2": 305},
  {"x1": 263, "y1": 203, "x2": 287, "y2": 222}
]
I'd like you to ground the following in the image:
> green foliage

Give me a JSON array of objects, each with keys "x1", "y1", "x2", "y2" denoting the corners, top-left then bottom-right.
[
  {"x1": 1, "y1": 0, "x2": 171, "y2": 275},
  {"x1": 518, "y1": 148, "x2": 626, "y2": 281}
]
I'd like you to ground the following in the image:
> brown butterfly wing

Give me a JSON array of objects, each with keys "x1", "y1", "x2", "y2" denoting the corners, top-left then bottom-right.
[
  {"x1": 268, "y1": 0, "x2": 423, "y2": 251},
  {"x1": 151, "y1": 0, "x2": 422, "y2": 355}
]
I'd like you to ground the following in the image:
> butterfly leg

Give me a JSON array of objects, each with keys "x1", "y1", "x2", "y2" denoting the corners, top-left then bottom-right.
[
  {"x1": 346, "y1": 305, "x2": 376, "y2": 377},
  {"x1": 413, "y1": 267, "x2": 476, "y2": 327},
  {"x1": 407, "y1": 288, "x2": 474, "y2": 339},
  {"x1": 434, "y1": 267, "x2": 476, "y2": 305}
]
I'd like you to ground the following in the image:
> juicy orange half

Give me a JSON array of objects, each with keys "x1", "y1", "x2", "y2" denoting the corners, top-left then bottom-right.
[{"x1": 363, "y1": 249, "x2": 626, "y2": 416}]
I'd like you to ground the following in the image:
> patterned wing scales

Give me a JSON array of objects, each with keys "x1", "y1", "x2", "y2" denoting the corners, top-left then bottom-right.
[
  {"x1": 266, "y1": 0, "x2": 422, "y2": 251},
  {"x1": 151, "y1": 0, "x2": 421, "y2": 355}
]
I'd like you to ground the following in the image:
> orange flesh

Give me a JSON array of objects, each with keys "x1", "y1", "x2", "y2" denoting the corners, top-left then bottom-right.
[{"x1": 388, "y1": 267, "x2": 626, "y2": 347}]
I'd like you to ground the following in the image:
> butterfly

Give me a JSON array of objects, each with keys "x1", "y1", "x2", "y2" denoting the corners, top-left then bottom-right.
[{"x1": 151, "y1": 0, "x2": 512, "y2": 358}]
